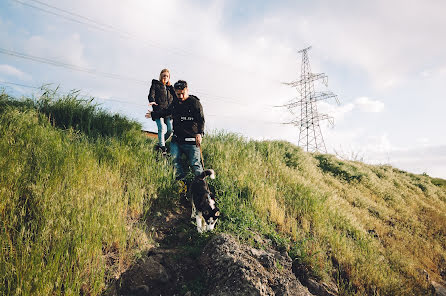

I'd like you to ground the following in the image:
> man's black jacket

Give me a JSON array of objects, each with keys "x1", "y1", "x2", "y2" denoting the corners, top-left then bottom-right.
[
  {"x1": 152, "y1": 94, "x2": 205, "y2": 144},
  {"x1": 148, "y1": 79, "x2": 174, "y2": 120}
]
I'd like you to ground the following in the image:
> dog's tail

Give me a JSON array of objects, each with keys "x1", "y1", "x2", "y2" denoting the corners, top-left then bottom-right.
[{"x1": 198, "y1": 169, "x2": 215, "y2": 180}]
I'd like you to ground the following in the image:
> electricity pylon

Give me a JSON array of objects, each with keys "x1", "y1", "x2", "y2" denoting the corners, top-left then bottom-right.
[{"x1": 282, "y1": 46, "x2": 340, "y2": 153}]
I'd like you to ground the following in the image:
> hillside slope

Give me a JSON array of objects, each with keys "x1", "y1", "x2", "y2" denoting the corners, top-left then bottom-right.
[{"x1": 1, "y1": 90, "x2": 445, "y2": 295}]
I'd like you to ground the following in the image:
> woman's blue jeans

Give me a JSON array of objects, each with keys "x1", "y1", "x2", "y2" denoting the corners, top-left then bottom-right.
[
  {"x1": 155, "y1": 117, "x2": 173, "y2": 147},
  {"x1": 170, "y1": 141, "x2": 203, "y2": 179}
]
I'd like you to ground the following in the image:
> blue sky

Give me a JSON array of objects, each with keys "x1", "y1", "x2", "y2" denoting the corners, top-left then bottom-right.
[{"x1": 1, "y1": 0, "x2": 445, "y2": 178}]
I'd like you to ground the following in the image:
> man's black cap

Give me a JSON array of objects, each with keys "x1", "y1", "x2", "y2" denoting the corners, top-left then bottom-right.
[{"x1": 174, "y1": 80, "x2": 188, "y2": 90}]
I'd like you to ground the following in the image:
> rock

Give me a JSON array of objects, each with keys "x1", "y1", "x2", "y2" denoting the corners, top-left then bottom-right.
[
  {"x1": 292, "y1": 260, "x2": 338, "y2": 296},
  {"x1": 432, "y1": 281, "x2": 446, "y2": 296},
  {"x1": 128, "y1": 285, "x2": 149, "y2": 296},
  {"x1": 118, "y1": 254, "x2": 170, "y2": 295},
  {"x1": 305, "y1": 278, "x2": 338, "y2": 296},
  {"x1": 200, "y1": 234, "x2": 314, "y2": 296}
]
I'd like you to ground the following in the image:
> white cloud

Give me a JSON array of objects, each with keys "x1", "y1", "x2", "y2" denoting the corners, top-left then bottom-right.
[
  {"x1": 0, "y1": 64, "x2": 31, "y2": 80},
  {"x1": 354, "y1": 97, "x2": 384, "y2": 113},
  {"x1": 366, "y1": 133, "x2": 393, "y2": 153},
  {"x1": 270, "y1": 0, "x2": 446, "y2": 90},
  {"x1": 318, "y1": 101, "x2": 354, "y2": 123},
  {"x1": 24, "y1": 33, "x2": 88, "y2": 67},
  {"x1": 368, "y1": 145, "x2": 446, "y2": 178},
  {"x1": 316, "y1": 96, "x2": 384, "y2": 124},
  {"x1": 327, "y1": 129, "x2": 394, "y2": 155},
  {"x1": 416, "y1": 137, "x2": 430, "y2": 146},
  {"x1": 326, "y1": 129, "x2": 446, "y2": 178},
  {"x1": 420, "y1": 70, "x2": 430, "y2": 78},
  {"x1": 420, "y1": 66, "x2": 446, "y2": 80}
]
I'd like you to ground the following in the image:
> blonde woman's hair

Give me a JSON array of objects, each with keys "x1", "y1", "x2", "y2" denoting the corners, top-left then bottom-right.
[{"x1": 159, "y1": 68, "x2": 170, "y2": 81}]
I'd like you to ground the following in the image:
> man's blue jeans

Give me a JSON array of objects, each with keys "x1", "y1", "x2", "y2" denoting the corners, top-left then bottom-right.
[
  {"x1": 155, "y1": 117, "x2": 173, "y2": 147},
  {"x1": 170, "y1": 141, "x2": 203, "y2": 179}
]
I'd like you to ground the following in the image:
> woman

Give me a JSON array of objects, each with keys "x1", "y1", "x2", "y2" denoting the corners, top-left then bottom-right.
[{"x1": 146, "y1": 69, "x2": 174, "y2": 153}]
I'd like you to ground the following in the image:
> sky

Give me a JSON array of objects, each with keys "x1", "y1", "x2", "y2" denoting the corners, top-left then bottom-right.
[{"x1": 1, "y1": 0, "x2": 445, "y2": 178}]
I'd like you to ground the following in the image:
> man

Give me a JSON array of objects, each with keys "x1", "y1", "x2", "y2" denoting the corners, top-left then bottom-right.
[{"x1": 147, "y1": 80, "x2": 205, "y2": 180}]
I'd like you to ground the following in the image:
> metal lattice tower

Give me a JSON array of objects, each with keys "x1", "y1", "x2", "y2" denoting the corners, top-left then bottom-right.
[{"x1": 283, "y1": 46, "x2": 340, "y2": 153}]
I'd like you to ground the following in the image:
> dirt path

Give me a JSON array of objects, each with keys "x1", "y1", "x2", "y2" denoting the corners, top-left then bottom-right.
[
  {"x1": 103, "y1": 197, "x2": 335, "y2": 296},
  {"x1": 105, "y1": 197, "x2": 211, "y2": 296}
]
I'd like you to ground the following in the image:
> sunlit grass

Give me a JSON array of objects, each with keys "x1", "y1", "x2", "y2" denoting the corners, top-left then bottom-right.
[
  {"x1": 0, "y1": 91, "x2": 176, "y2": 295},
  {"x1": 202, "y1": 133, "x2": 446, "y2": 295},
  {"x1": 1, "y1": 90, "x2": 445, "y2": 295}
]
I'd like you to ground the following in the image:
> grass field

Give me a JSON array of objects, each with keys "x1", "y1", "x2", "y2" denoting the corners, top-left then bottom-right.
[{"x1": 1, "y1": 89, "x2": 445, "y2": 295}]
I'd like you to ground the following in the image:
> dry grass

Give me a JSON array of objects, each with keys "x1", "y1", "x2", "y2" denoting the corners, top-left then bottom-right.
[
  {"x1": 1, "y1": 91, "x2": 445, "y2": 295},
  {"x1": 0, "y1": 93, "x2": 176, "y2": 295},
  {"x1": 204, "y1": 135, "x2": 446, "y2": 295}
]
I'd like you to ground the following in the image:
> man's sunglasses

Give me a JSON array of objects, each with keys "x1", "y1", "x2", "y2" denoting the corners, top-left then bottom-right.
[{"x1": 174, "y1": 81, "x2": 187, "y2": 90}]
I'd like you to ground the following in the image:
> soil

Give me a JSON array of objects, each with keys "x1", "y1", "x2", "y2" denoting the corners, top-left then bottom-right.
[
  {"x1": 103, "y1": 197, "x2": 210, "y2": 296},
  {"x1": 102, "y1": 196, "x2": 336, "y2": 296}
]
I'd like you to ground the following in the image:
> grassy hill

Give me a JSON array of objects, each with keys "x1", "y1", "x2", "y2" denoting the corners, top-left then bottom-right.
[{"x1": 1, "y1": 89, "x2": 445, "y2": 295}]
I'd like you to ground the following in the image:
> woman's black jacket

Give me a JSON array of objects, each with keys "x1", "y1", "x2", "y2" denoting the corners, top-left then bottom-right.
[{"x1": 148, "y1": 79, "x2": 174, "y2": 120}]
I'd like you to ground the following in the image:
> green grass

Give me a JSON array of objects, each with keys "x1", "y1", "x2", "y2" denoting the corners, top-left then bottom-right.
[
  {"x1": 1, "y1": 90, "x2": 446, "y2": 295},
  {"x1": 0, "y1": 91, "x2": 176, "y2": 295},
  {"x1": 201, "y1": 134, "x2": 446, "y2": 295}
]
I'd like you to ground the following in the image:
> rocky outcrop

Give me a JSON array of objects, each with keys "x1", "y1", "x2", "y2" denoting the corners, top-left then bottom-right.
[
  {"x1": 103, "y1": 202, "x2": 331, "y2": 296},
  {"x1": 200, "y1": 234, "x2": 313, "y2": 296},
  {"x1": 432, "y1": 281, "x2": 446, "y2": 296}
]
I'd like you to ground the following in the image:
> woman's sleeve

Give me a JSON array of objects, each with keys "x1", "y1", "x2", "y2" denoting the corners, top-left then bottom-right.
[
  {"x1": 152, "y1": 98, "x2": 174, "y2": 118},
  {"x1": 168, "y1": 85, "x2": 177, "y2": 101},
  {"x1": 148, "y1": 82, "x2": 156, "y2": 102}
]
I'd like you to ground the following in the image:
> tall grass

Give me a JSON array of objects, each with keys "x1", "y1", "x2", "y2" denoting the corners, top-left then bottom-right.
[
  {"x1": 0, "y1": 92, "x2": 176, "y2": 295},
  {"x1": 0, "y1": 88, "x2": 135, "y2": 139},
  {"x1": 202, "y1": 132, "x2": 446, "y2": 295},
  {"x1": 1, "y1": 90, "x2": 446, "y2": 295}
]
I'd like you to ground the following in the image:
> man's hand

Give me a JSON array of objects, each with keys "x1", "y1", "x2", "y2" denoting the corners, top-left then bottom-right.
[
  {"x1": 149, "y1": 102, "x2": 158, "y2": 106},
  {"x1": 195, "y1": 134, "x2": 202, "y2": 147}
]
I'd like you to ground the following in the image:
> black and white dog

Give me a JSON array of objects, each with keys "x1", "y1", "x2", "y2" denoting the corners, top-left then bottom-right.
[{"x1": 190, "y1": 169, "x2": 220, "y2": 233}]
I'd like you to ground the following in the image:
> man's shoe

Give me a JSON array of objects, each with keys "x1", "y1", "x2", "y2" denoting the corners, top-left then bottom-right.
[{"x1": 160, "y1": 146, "x2": 167, "y2": 156}]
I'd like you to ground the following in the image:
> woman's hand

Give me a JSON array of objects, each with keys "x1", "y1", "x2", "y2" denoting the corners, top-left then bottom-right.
[{"x1": 146, "y1": 102, "x2": 157, "y2": 118}]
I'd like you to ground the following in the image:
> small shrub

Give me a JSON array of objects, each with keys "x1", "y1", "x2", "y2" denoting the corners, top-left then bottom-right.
[{"x1": 315, "y1": 154, "x2": 365, "y2": 183}]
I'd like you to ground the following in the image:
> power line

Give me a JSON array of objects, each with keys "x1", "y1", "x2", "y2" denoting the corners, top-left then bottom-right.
[
  {"x1": 5, "y1": 1, "x2": 278, "y2": 108},
  {"x1": 0, "y1": 80, "x2": 279, "y2": 126},
  {"x1": 0, "y1": 47, "x2": 276, "y2": 108},
  {"x1": 11, "y1": 0, "x2": 112, "y2": 33},
  {"x1": 0, "y1": 80, "x2": 148, "y2": 107},
  {"x1": 0, "y1": 79, "x2": 271, "y2": 112},
  {"x1": 207, "y1": 113, "x2": 283, "y2": 125},
  {"x1": 0, "y1": 80, "x2": 41, "y2": 89},
  {"x1": 10, "y1": 0, "x2": 201, "y2": 58},
  {"x1": 26, "y1": 0, "x2": 120, "y2": 32},
  {"x1": 0, "y1": 47, "x2": 148, "y2": 84},
  {"x1": 10, "y1": 0, "x2": 284, "y2": 85}
]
